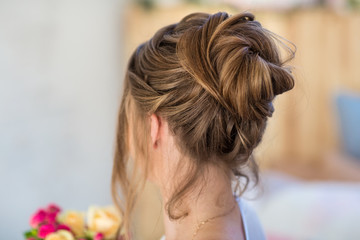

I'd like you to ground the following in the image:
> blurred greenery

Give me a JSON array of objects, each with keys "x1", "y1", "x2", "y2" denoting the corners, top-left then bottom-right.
[
  {"x1": 136, "y1": 0, "x2": 155, "y2": 10},
  {"x1": 348, "y1": 0, "x2": 360, "y2": 8}
]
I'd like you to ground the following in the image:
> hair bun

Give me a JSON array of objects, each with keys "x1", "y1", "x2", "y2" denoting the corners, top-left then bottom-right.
[{"x1": 177, "y1": 12, "x2": 295, "y2": 120}]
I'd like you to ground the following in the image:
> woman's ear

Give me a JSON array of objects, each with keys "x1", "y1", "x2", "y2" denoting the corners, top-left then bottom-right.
[{"x1": 150, "y1": 113, "x2": 161, "y2": 148}]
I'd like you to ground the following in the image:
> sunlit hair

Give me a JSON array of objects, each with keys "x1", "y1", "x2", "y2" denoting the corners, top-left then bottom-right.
[{"x1": 112, "y1": 11, "x2": 295, "y2": 238}]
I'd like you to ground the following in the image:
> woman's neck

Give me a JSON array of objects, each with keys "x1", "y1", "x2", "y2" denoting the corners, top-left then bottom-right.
[{"x1": 159, "y1": 165, "x2": 245, "y2": 240}]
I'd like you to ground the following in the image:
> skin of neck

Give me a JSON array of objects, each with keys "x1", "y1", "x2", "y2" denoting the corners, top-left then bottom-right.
[
  {"x1": 145, "y1": 114, "x2": 244, "y2": 240},
  {"x1": 160, "y1": 166, "x2": 242, "y2": 240}
]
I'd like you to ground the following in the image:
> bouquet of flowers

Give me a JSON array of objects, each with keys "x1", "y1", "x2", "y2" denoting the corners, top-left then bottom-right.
[{"x1": 24, "y1": 203, "x2": 123, "y2": 240}]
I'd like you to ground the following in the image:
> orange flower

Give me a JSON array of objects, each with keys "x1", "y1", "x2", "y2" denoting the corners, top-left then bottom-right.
[
  {"x1": 87, "y1": 206, "x2": 122, "y2": 239},
  {"x1": 60, "y1": 211, "x2": 85, "y2": 237},
  {"x1": 45, "y1": 230, "x2": 74, "y2": 240}
]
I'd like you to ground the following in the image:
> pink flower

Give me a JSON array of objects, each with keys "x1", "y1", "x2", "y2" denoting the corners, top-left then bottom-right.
[
  {"x1": 47, "y1": 204, "x2": 61, "y2": 214},
  {"x1": 38, "y1": 224, "x2": 56, "y2": 238},
  {"x1": 30, "y1": 203, "x2": 62, "y2": 228},
  {"x1": 27, "y1": 238, "x2": 36, "y2": 240},
  {"x1": 30, "y1": 209, "x2": 47, "y2": 228},
  {"x1": 46, "y1": 212, "x2": 57, "y2": 224},
  {"x1": 57, "y1": 224, "x2": 71, "y2": 232},
  {"x1": 94, "y1": 233, "x2": 104, "y2": 240}
]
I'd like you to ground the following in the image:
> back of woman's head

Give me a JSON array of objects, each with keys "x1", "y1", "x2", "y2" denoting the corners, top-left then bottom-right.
[{"x1": 112, "y1": 11, "x2": 295, "y2": 237}]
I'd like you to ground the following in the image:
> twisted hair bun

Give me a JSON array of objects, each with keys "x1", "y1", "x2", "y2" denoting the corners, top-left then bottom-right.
[
  {"x1": 177, "y1": 12, "x2": 295, "y2": 120},
  {"x1": 113, "y1": 11, "x2": 296, "y2": 228}
]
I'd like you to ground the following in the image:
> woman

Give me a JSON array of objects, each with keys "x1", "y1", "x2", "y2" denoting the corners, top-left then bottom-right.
[{"x1": 112, "y1": 11, "x2": 295, "y2": 240}]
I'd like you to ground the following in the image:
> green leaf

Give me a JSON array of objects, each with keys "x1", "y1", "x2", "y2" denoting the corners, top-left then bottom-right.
[{"x1": 24, "y1": 228, "x2": 38, "y2": 238}]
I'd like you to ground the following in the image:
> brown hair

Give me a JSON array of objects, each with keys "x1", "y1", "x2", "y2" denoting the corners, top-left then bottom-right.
[{"x1": 112, "y1": 11, "x2": 295, "y2": 238}]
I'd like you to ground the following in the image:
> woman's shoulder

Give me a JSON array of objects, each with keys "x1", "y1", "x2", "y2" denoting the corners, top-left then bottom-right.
[
  {"x1": 160, "y1": 197, "x2": 266, "y2": 240},
  {"x1": 236, "y1": 197, "x2": 266, "y2": 240}
]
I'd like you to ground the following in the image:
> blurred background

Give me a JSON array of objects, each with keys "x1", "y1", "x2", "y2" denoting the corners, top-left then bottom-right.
[
  {"x1": 1, "y1": 0, "x2": 360, "y2": 239},
  {"x1": 0, "y1": 0, "x2": 124, "y2": 238}
]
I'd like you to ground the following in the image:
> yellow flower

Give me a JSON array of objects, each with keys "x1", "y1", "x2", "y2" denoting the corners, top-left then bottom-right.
[
  {"x1": 87, "y1": 206, "x2": 122, "y2": 239},
  {"x1": 60, "y1": 211, "x2": 85, "y2": 237},
  {"x1": 45, "y1": 230, "x2": 74, "y2": 240}
]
